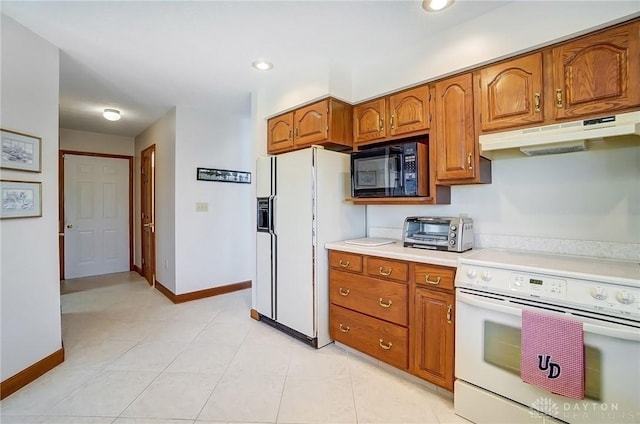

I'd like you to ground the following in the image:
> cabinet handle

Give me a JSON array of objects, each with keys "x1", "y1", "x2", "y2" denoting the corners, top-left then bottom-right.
[
  {"x1": 379, "y1": 339, "x2": 393, "y2": 350},
  {"x1": 338, "y1": 259, "x2": 350, "y2": 268},
  {"x1": 295, "y1": 127, "x2": 300, "y2": 137},
  {"x1": 339, "y1": 288, "x2": 350, "y2": 297},
  {"x1": 534, "y1": 93, "x2": 541, "y2": 113},
  {"x1": 288, "y1": 129, "x2": 292, "y2": 139},
  {"x1": 424, "y1": 275, "x2": 442, "y2": 285},
  {"x1": 467, "y1": 152, "x2": 473, "y2": 170},
  {"x1": 556, "y1": 88, "x2": 563, "y2": 109},
  {"x1": 378, "y1": 267, "x2": 392, "y2": 276},
  {"x1": 379, "y1": 117, "x2": 384, "y2": 132},
  {"x1": 339, "y1": 323, "x2": 350, "y2": 333},
  {"x1": 379, "y1": 298, "x2": 393, "y2": 308},
  {"x1": 390, "y1": 115, "x2": 395, "y2": 129},
  {"x1": 447, "y1": 304, "x2": 453, "y2": 324}
]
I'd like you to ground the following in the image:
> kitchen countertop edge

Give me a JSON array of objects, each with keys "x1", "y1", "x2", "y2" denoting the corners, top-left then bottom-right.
[{"x1": 325, "y1": 240, "x2": 477, "y2": 268}]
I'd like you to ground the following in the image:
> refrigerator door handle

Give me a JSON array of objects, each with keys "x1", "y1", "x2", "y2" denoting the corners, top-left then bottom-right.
[{"x1": 270, "y1": 195, "x2": 277, "y2": 235}]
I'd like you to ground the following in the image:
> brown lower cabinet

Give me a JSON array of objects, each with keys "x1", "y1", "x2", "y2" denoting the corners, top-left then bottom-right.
[
  {"x1": 328, "y1": 250, "x2": 456, "y2": 391},
  {"x1": 330, "y1": 304, "x2": 409, "y2": 370}
]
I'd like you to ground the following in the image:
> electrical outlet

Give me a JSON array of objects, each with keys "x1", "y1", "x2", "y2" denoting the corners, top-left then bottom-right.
[{"x1": 196, "y1": 202, "x2": 209, "y2": 212}]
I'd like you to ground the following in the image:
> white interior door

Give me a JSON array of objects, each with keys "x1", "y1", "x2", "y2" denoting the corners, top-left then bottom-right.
[{"x1": 64, "y1": 154, "x2": 130, "y2": 279}]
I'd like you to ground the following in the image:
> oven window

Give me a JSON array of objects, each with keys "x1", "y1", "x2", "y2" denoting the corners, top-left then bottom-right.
[{"x1": 483, "y1": 321, "x2": 602, "y2": 400}]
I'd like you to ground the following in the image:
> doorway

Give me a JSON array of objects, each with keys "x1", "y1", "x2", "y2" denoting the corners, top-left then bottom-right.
[
  {"x1": 140, "y1": 145, "x2": 156, "y2": 286},
  {"x1": 60, "y1": 151, "x2": 133, "y2": 279}
]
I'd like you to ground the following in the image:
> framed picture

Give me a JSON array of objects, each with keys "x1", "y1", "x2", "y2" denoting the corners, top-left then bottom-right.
[
  {"x1": 1, "y1": 129, "x2": 42, "y2": 172},
  {"x1": 1, "y1": 180, "x2": 42, "y2": 219},
  {"x1": 197, "y1": 167, "x2": 251, "y2": 184}
]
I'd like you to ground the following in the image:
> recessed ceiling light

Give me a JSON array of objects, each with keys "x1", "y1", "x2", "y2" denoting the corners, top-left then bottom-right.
[
  {"x1": 422, "y1": 0, "x2": 455, "y2": 12},
  {"x1": 103, "y1": 108, "x2": 121, "y2": 121},
  {"x1": 252, "y1": 60, "x2": 273, "y2": 71}
]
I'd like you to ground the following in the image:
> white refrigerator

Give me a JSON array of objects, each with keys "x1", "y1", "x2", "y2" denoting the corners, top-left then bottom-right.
[{"x1": 256, "y1": 147, "x2": 365, "y2": 347}]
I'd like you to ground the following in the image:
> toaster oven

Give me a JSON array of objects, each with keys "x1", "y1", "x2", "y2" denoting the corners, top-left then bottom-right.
[{"x1": 403, "y1": 216, "x2": 473, "y2": 252}]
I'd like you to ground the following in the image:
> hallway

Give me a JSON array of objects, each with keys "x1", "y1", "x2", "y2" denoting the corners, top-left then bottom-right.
[{"x1": 0, "y1": 272, "x2": 466, "y2": 423}]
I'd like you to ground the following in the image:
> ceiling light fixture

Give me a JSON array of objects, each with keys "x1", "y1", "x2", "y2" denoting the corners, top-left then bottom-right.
[
  {"x1": 103, "y1": 108, "x2": 121, "y2": 121},
  {"x1": 251, "y1": 60, "x2": 273, "y2": 71},
  {"x1": 422, "y1": 0, "x2": 455, "y2": 12}
]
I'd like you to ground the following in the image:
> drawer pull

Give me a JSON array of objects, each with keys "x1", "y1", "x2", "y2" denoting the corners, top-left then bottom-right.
[
  {"x1": 378, "y1": 267, "x2": 392, "y2": 276},
  {"x1": 338, "y1": 260, "x2": 350, "y2": 268},
  {"x1": 379, "y1": 339, "x2": 393, "y2": 350},
  {"x1": 447, "y1": 304, "x2": 453, "y2": 324},
  {"x1": 424, "y1": 275, "x2": 442, "y2": 285},
  {"x1": 379, "y1": 298, "x2": 393, "y2": 308},
  {"x1": 339, "y1": 324, "x2": 350, "y2": 333},
  {"x1": 339, "y1": 288, "x2": 350, "y2": 297}
]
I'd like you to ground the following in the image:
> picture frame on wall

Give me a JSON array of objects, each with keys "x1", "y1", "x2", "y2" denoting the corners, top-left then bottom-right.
[
  {"x1": 1, "y1": 180, "x2": 42, "y2": 219},
  {"x1": 1, "y1": 129, "x2": 42, "y2": 173},
  {"x1": 197, "y1": 167, "x2": 251, "y2": 184}
]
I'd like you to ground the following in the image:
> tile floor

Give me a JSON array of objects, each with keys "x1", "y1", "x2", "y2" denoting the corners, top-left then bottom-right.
[{"x1": 0, "y1": 271, "x2": 469, "y2": 424}]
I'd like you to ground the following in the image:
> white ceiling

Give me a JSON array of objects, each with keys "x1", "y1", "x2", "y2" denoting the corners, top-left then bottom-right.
[{"x1": 1, "y1": 0, "x2": 521, "y2": 138}]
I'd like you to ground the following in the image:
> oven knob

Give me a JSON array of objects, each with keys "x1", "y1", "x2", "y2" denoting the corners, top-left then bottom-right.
[
  {"x1": 449, "y1": 239, "x2": 456, "y2": 245},
  {"x1": 590, "y1": 287, "x2": 608, "y2": 300},
  {"x1": 616, "y1": 290, "x2": 635, "y2": 305},
  {"x1": 466, "y1": 269, "x2": 477, "y2": 279},
  {"x1": 450, "y1": 232, "x2": 457, "y2": 238},
  {"x1": 450, "y1": 225, "x2": 457, "y2": 231},
  {"x1": 480, "y1": 271, "x2": 492, "y2": 282}
]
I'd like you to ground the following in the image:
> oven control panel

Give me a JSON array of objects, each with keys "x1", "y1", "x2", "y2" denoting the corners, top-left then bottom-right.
[
  {"x1": 509, "y1": 273, "x2": 567, "y2": 299},
  {"x1": 456, "y1": 264, "x2": 640, "y2": 319}
]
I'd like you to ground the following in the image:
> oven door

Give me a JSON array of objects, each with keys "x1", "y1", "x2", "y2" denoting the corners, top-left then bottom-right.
[
  {"x1": 351, "y1": 146, "x2": 404, "y2": 197},
  {"x1": 455, "y1": 289, "x2": 640, "y2": 424}
]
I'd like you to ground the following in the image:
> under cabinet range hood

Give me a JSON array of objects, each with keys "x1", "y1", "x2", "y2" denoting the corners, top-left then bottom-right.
[{"x1": 479, "y1": 111, "x2": 640, "y2": 156}]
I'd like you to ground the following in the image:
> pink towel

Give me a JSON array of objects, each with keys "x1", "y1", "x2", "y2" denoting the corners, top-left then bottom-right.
[{"x1": 520, "y1": 309, "x2": 584, "y2": 399}]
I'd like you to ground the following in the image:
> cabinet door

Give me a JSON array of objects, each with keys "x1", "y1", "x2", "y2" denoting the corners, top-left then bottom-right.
[
  {"x1": 552, "y1": 21, "x2": 640, "y2": 120},
  {"x1": 267, "y1": 113, "x2": 294, "y2": 154},
  {"x1": 480, "y1": 53, "x2": 544, "y2": 131},
  {"x1": 294, "y1": 100, "x2": 328, "y2": 147},
  {"x1": 435, "y1": 73, "x2": 476, "y2": 181},
  {"x1": 389, "y1": 85, "x2": 430, "y2": 137},
  {"x1": 353, "y1": 98, "x2": 386, "y2": 144},
  {"x1": 412, "y1": 288, "x2": 454, "y2": 391}
]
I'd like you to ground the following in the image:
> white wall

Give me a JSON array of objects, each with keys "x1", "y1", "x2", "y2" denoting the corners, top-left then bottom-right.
[
  {"x1": 352, "y1": 2, "x2": 640, "y2": 101},
  {"x1": 60, "y1": 128, "x2": 134, "y2": 156},
  {"x1": 174, "y1": 107, "x2": 253, "y2": 294},
  {"x1": 0, "y1": 15, "x2": 62, "y2": 381},
  {"x1": 134, "y1": 108, "x2": 176, "y2": 291}
]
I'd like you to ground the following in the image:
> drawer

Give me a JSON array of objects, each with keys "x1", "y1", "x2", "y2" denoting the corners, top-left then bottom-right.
[
  {"x1": 329, "y1": 250, "x2": 363, "y2": 273},
  {"x1": 366, "y1": 257, "x2": 409, "y2": 282},
  {"x1": 330, "y1": 304, "x2": 408, "y2": 370},
  {"x1": 330, "y1": 269, "x2": 407, "y2": 326},
  {"x1": 414, "y1": 264, "x2": 455, "y2": 291}
]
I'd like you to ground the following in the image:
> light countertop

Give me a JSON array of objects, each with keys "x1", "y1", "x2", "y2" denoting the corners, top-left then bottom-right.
[{"x1": 325, "y1": 239, "x2": 477, "y2": 268}]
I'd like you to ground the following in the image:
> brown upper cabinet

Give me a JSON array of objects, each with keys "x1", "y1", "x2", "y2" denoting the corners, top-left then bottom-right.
[
  {"x1": 353, "y1": 85, "x2": 430, "y2": 147},
  {"x1": 434, "y1": 73, "x2": 477, "y2": 182},
  {"x1": 552, "y1": 20, "x2": 640, "y2": 120},
  {"x1": 479, "y1": 53, "x2": 544, "y2": 132},
  {"x1": 267, "y1": 97, "x2": 353, "y2": 154},
  {"x1": 267, "y1": 113, "x2": 294, "y2": 153}
]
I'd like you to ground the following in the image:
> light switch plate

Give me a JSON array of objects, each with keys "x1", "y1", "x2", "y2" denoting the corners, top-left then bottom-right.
[{"x1": 196, "y1": 202, "x2": 209, "y2": 212}]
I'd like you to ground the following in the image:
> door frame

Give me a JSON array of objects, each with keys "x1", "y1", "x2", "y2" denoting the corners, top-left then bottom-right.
[
  {"x1": 140, "y1": 144, "x2": 156, "y2": 286},
  {"x1": 58, "y1": 150, "x2": 134, "y2": 280}
]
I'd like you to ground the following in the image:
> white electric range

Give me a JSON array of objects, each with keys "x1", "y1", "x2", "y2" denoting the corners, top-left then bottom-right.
[{"x1": 453, "y1": 249, "x2": 640, "y2": 424}]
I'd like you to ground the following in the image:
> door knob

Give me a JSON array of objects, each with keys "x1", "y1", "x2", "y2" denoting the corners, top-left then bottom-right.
[{"x1": 66, "y1": 224, "x2": 73, "y2": 228}]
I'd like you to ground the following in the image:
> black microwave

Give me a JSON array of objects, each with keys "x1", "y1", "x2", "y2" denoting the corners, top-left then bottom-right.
[{"x1": 351, "y1": 141, "x2": 429, "y2": 198}]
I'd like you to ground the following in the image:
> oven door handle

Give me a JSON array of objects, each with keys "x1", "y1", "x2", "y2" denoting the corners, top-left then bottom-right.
[{"x1": 457, "y1": 290, "x2": 640, "y2": 342}]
